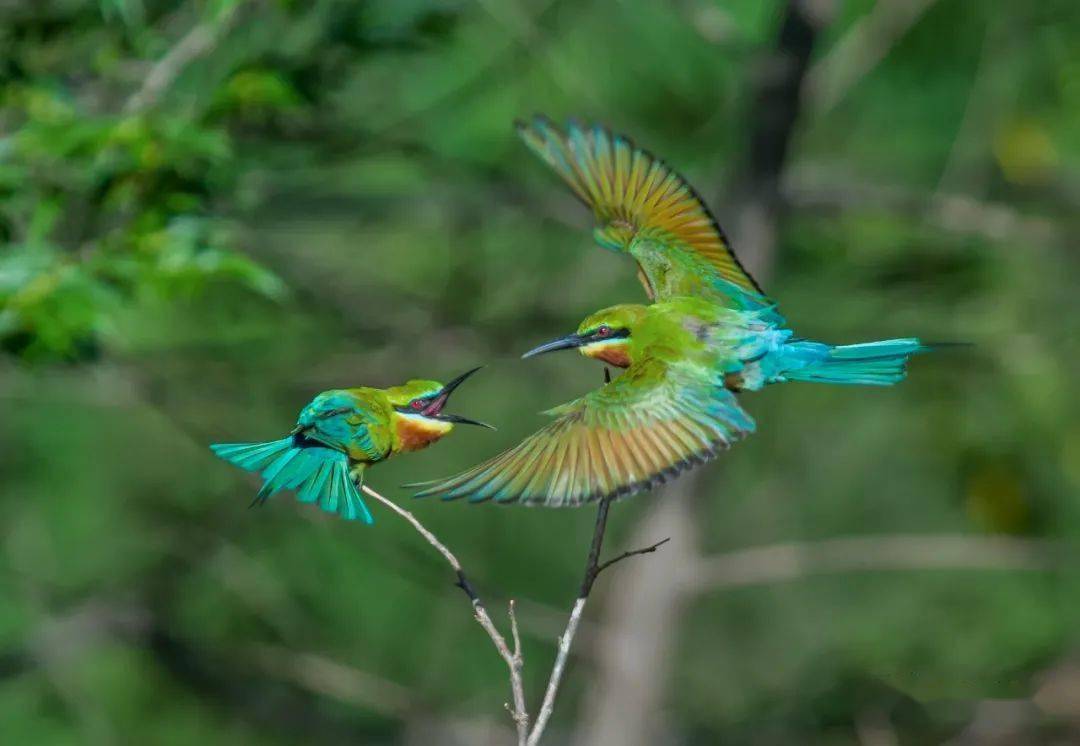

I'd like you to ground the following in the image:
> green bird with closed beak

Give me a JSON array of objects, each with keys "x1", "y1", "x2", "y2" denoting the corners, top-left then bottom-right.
[
  {"x1": 412, "y1": 117, "x2": 939, "y2": 507},
  {"x1": 212, "y1": 368, "x2": 492, "y2": 522}
]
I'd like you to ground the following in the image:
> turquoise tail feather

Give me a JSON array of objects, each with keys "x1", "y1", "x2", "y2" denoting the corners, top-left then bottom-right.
[
  {"x1": 781, "y1": 338, "x2": 927, "y2": 386},
  {"x1": 210, "y1": 439, "x2": 373, "y2": 523},
  {"x1": 210, "y1": 437, "x2": 293, "y2": 473}
]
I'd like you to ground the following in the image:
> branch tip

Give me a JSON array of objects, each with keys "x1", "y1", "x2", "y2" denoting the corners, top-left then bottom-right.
[{"x1": 596, "y1": 536, "x2": 671, "y2": 575}]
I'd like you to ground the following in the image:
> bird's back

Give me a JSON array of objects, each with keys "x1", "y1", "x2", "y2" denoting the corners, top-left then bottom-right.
[
  {"x1": 298, "y1": 388, "x2": 393, "y2": 464},
  {"x1": 637, "y1": 297, "x2": 787, "y2": 376}
]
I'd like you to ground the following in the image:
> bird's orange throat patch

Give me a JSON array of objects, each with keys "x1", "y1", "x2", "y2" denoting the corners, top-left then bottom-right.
[
  {"x1": 581, "y1": 339, "x2": 632, "y2": 368},
  {"x1": 394, "y1": 413, "x2": 453, "y2": 452}
]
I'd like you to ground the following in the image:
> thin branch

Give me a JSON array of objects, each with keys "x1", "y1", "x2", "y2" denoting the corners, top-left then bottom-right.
[
  {"x1": 124, "y1": 1, "x2": 250, "y2": 113},
  {"x1": 360, "y1": 484, "x2": 463, "y2": 576},
  {"x1": 682, "y1": 534, "x2": 1064, "y2": 593},
  {"x1": 506, "y1": 599, "x2": 527, "y2": 732},
  {"x1": 509, "y1": 600, "x2": 523, "y2": 663},
  {"x1": 572, "y1": 487, "x2": 699, "y2": 746},
  {"x1": 360, "y1": 484, "x2": 529, "y2": 743},
  {"x1": 528, "y1": 496, "x2": 611, "y2": 744},
  {"x1": 578, "y1": 495, "x2": 615, "y2": 597},
  {"x1": 595, "y1": 537, "x2": 671, "y2": 575},
  {"x1": 527, "y1": 497, "x2": 668, "y2": 745},
  {"x1": 527, "y1": 597, "x2": 585, "y2": 746}
]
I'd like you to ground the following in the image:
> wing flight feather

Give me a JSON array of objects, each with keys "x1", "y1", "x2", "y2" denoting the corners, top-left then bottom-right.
[
  {"x1": 411, "y1": 359, "x2": 755, "y2": 507},
  {"x1": 517, "y1": 116, "x2": 769, "y2": 307}
]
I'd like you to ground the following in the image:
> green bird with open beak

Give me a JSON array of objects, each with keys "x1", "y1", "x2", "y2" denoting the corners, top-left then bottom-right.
[{"x1": 212, "y1": 368, "x2": 492, "y2": 523}]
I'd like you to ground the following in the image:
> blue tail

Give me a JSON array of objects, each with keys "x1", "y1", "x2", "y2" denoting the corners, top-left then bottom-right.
[
  {"x1": 781, "y1": 338, "x2": 928, "y2": 386},
  {"x1": 210, "y1": 438, "x2": 373, "y2": 523}
]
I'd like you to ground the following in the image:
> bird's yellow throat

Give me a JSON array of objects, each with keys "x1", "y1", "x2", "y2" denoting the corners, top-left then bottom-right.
[
  {"x1": 581, "y1": 338, "x2": 631, "y2": 368},
  {"x1": 394, "y1": 412, "x2": 454, "y2": 452}
]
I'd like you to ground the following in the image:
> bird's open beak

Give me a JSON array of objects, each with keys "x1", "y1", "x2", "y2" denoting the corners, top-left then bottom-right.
[
  {"x1": 428, "y1": 367, "x2": 496, "y2": 429},
  {"x1": 521, "y1": 333, "x2": 586, "y2": 359},
  {"x1": 435, "y1": 412, "x2": 495, "y2": 429}
]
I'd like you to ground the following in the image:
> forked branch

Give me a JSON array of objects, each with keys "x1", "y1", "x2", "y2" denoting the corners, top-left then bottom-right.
[
  {"x1": 527, "y1": 495, "x2": 670, "y2": 745},
  {"x1": 360, "y1": 484, "x2": 668, "y2": 746}
]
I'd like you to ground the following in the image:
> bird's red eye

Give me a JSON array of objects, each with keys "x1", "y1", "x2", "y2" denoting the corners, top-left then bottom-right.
[
  {"x1": 411, "y1": 399, "x2": 425, "y2": 410},
  {"x1": 596, "y1": 325, "x2": 611, "y2": 338}
]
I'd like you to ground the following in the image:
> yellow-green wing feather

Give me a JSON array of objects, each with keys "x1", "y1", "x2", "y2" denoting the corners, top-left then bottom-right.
[
  {"x1": 516, "y1": 116, "x2": 768, "y2": 308},
  {"x1": 411, "y1": 359, "x2": 755, "y2": 506},
  {"x1": 342, "y1": 389, "x2": 394, "y2": 461}
]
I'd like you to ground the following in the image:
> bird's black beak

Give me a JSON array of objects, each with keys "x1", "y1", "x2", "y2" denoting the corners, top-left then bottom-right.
[
  {"x1": 439, "y1": 366, "x2": 483, "y2": 398},
  {"x1": 521, "y1": 333, "x2": 586, "y2": 359},
  {"x1": 430, "y1": 367, "x2": 496, "y2": 429},
  {"x1": 435, "y1": 412, "x2": 495, "y2": 429}
]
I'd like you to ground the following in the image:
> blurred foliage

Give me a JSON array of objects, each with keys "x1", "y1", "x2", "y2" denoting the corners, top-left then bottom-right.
[
  {"x1": 0, "y1": 1, "x2": 293, "y2": 360},
  {"x1": 1, "y1": 0, "x2": 1079, "y2": 744}
]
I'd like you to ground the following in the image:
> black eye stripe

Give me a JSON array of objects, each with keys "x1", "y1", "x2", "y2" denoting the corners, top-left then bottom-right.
[
  {"x1": 395, "y1": 397, "x2": 433, "y2": 413},
  {"x1": 587, "y1": 327, "x2": 630, "y2": 340}
]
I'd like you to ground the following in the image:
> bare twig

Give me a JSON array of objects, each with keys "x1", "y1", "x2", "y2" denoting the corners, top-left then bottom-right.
[
  {"x1": 124, "y1": 1, "x2": 251, "y2": 113},
  {"x1": 595, "y1": 537, "x2": 671, "y2": 575},
  {"x1": 527, "y1": 496, "x2": 669, "y2": 745},
  {"x1": 360, "y1": 484, "x2": 529, "y2": 743},
  {"x1": 509, "y1": 600, "x2": 524, "y2": 663},
  {"x1": 506, "y1": 599, "x2": 527, "y2": 732},
  {"x1": 578, "y1": 495, "x2": 615, "y2": 597},
  {"x1": 575, "y1": 487, "x2": 700, "y2": 746},
  {"x1": 528, "y1": 596, "x2": 586, "y2": 746}
]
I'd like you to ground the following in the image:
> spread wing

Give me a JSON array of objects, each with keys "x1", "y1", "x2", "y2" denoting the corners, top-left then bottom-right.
[
  {"x1": 410, "y1": 358, "x2": 755, "y2": 507},
  {"x1": 516, "y1": 116, "x2": 769, "y2": 309}
]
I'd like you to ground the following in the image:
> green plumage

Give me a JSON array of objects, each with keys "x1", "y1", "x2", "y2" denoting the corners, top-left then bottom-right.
[
  {"x1": 412, "y1": 119, "x2": 939, "y2": 506},
  {"x1": 212, "y1": 371, "x2": 489, "y2": 522}
]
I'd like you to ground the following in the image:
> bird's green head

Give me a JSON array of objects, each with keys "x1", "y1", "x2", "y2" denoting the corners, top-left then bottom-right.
[
  {"x1": 522, "y1": 304, "x2": 647, "y2": 369},
  {"x1": 384, "y1": 367, "x2": 494, "y2": 430}
]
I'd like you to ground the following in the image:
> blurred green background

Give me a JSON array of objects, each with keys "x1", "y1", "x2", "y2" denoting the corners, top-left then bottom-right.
[{"x1": 2, "y1": 1, "x2": 1078, "y2": 744}]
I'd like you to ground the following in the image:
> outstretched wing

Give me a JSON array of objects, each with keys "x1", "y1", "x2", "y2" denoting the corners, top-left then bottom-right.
[
  {"x1": 516, "y1": 116, "x2": 769, "y2": 308},
  {"x1": 411, "y1": 359, "x2": 755, "y2": 506}
]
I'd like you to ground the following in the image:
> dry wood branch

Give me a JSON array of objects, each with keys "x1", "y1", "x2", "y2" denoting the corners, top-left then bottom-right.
[
  {"x1": 578, "y1": 495, "x2": 615, "y2": 597},
  {"x1": 574, "y1": 478, "x2": 701, "y2": 746},
  {"x1": 527, "y1": 496, "x2": 669, "y2": 745},
  {"x1": 527, "y1": 597, "x2": 585, "y2": 746},
  {"x1": 360, "y1": 484, "x2": 529, "y2": 743},
  {"x1": 595, "y1": 537, "x2": 671, "y2": 575}
]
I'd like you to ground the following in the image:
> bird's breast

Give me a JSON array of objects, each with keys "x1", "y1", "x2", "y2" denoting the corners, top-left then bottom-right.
[{"x1": 394, "y1": 414, "x2": 453, "y2": 453}]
